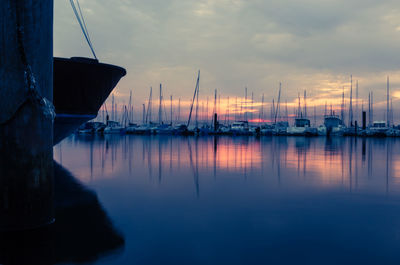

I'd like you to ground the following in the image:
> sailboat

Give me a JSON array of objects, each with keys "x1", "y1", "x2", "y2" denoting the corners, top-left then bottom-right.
[
  {"x1": 178, "y1": 70, "x2": 200, "y2": 135},
  {"x1": 367, "y1": 77, "x2": 391, "y2": 136},
  {"x1": 229, "y1": 87, "x2": 252, "y2": 135},
  {"x1": 286, "y1": 92, "x2": 317, "y2": 136},
  {"x1": 155, "y1": 84, "x2": 174, "y2": 134}
]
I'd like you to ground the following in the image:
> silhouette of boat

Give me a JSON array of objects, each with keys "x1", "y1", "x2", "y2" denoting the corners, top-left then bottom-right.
[{"x1": 53, "y1": 57, "x2": 126, "y2": 144}]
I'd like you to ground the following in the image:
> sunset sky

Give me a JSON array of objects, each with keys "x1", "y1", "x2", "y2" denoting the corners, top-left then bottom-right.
[{"x1": 54, "y1": 0, "x2": 400, "y2": 122}]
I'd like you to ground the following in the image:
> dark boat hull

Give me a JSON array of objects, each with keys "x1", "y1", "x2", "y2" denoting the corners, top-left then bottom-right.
[{"x1": 53, "y1": 57, "x2": 126, "y2": 145}]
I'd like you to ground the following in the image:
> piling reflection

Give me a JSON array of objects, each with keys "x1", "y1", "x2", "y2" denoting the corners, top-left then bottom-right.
[
  {"x1": 55, "y1": 135, "x2": 400, "y2": 196},
  {"x1": 0, "y1": 162, "x2": 124, "y2": 265}
]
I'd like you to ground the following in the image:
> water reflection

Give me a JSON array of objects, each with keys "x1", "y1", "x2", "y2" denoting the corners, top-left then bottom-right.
[
  {"x1": 0, "y1": 162, "x2": 124, "y2": 265},
  {"x1": 55, "y1": 135, "x2": 400, "y2": 197},
  {"x1": 53, "y1": 135, "x2": 400, "y2": 265}
]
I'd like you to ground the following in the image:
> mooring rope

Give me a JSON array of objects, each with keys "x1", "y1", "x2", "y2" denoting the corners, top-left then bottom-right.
[
  {"x1": 69, "y1": 0, "x2": 98, "y2": 60},
  {"x1": 0, "y1": 1, "x2": 55, "y2": 126}
]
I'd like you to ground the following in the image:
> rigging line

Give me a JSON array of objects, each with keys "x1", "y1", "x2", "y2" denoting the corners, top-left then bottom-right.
[
  {"x1": 74, "y1": 0, "x2": 97, "y2": 59},
  {"x1": 76, "y1": 1, "x2": 90, "y2": 40},
  {"x1": 76, "y1": 0, "x2": 94, "y2": 49},
  {"x1": 70, "y1": 1, "x2": 89, "y2": 47},
  {"x1": 69, "y1": 0, "x2": 97, "y2": 60},
  {"x1": 69, "y1": 1, "x2": 85, "y2": 36},
  {"x1": 76, "y1": 0, "x2": 97, "y2": 55}
]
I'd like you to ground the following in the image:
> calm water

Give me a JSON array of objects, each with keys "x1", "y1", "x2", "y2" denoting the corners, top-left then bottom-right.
[{"x1": 54, "y1": 135, "x2": 400, "y2": 265}]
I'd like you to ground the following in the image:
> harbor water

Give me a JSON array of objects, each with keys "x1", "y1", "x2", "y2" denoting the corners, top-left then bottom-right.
[{"x1": 54, "y1": 135, "x2": 400, "y2": 265}]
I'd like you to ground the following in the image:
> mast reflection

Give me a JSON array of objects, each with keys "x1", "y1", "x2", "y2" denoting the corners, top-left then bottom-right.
[
  {"x1": 54, "y1": 135, "x2": 400, "y2": 195},
  {"x1": 188, "y1": 139, "x2": 200, "y2": 197}
]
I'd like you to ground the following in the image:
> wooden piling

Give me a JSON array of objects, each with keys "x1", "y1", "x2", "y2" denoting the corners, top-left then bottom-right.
[{"x1": 0, "y1": 0, "x2": 54, "y2": 230}]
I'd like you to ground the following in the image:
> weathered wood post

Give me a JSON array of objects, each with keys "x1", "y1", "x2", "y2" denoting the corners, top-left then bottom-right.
[{"x1": 0, "y1": 0, "x2": 54, "y2": 230}]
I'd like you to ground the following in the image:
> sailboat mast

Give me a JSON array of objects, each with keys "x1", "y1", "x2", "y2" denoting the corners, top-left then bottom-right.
[
  {"x1": 349, "y1": 75, "x2": 353, "y2": 127},
  {"x1": 356, "y1": 80, "x2": 358, "y2": 123},
  {"x1": 146, "y1": 86, "x2": 152, "y2": 124},
  {"x1": 131, "y1": 98, "x2": 134, "y2": 124},
  {"x1": 298, "y1": 93, "x2": 301, "y2": 118},
  {"x1": 278, "y1": 83, "x2": 281, "y2": 121},
  {"x1": 142, "y1": 104, "x2": 145, "y2": 124},
  {"x1": 272, "y1": 99, "x2": 275, "y2": 121},
  {"x1": 149, "y1": 88, "x2": 152, "y2": 123},
  {"x1": 115, "y1": 102, "x2": 118, "y2": 122},
  {"x1": 244, "y1": 87, "x2": 247, "y2": 121},
  {"x1": 170, "y1": 95, "x2": 173, "y2": 125},
  {"x1": 159, "y1": 84, "x2": 163, "y2": 124},
  {"x1": 218, "y1": 94, "x2": 221, "y2": 121},
  {"x1": 304, "y1": 90, "x2": 307, "y2": 118},
  {"x1": 235, "y1": 97, "x2": 238, "y2": 121},
  {"x1": 178, "y1": 98, "x2": 181, "y2": 123},
  {"x1": 206, "y1": 96, "x2": 209, "y2": 124},
  {"x1": 391, "y1": 97, "x2": 393, "y2": 126},
  {"x1": 240, "y1": 95, "x2": 243, "y2": 121},
  {"x1": 195, "y1": 80, "x2": 199, "y2": 128},
  {"x1": 227, "y1": 96, "x2": 230, "y2": 125},
  {"x1": 128, "y1": 90, "x2": 132, "y2": 123},
  {"x1": 187, "y1": 70, "x2": 200, "y2": 127},
  {"x1": 251, "y1": 92, "x2": 254, "y2": 122},
  {"x1": 260, "y1": 93, "x2": 264, "y2": 122},
  {"x1": 112, "y1": 94, "x2": 114, "y2": 121},
  {"x1": 341, "y1": 86, "x2": 345, "y2": 123},
  {"x1": 123, "y1": 104, "x2": 127, "y2": 124},
  {"x1": 274, "y1": 83, "x2": 281, "y2": 123},
  {"x1": 387, "y1": 76, "x2": 390, "y2": 126},
  {"x1": 371, "y1": 91, "x2": 374, "y2": 124},
  {"x1": 368, "y1": 92, "x2": 371, "y2": 126},
  {"x1": 314, "y1": 105, "x2": 317, "y2": 126}
]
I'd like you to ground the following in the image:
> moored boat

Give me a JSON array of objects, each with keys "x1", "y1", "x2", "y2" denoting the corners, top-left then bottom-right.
[
  {"x1": 367, "y1": 121, "x2": 389, "y2": 137},
  {"x1": 156, "y1": 124, "x2": 173, "y2": 134},
  {"x1": 77, "y1": 121, "x2": 106, "y2": 134},
  {"x1": 318, "y1": 114, "x2": 345, "y2": 136},
  {"x1": 230, "y1": 121, "x2": 252, "y2": 135},
  {"x1": 173, "y1": 124, "x2": 194, "y2": 135},
  {"x1": 103, "y1": 121, "x2": 125, "y2": 134},
  {"x1": 53, "y1": 57, "x2": 126, "y2": 144},
  {"x1": 287, "y1": 118, "x2": 317, "y2": 136}
]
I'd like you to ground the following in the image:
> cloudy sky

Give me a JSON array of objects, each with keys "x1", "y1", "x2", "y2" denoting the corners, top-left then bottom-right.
[{"x1": 54, "y1": 0, "x2": 400, "y2": 122}]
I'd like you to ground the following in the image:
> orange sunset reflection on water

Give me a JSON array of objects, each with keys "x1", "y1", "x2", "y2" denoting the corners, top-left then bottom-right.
[{"x1": 55, "y1": 135, "x2": 400, "y2": 194}]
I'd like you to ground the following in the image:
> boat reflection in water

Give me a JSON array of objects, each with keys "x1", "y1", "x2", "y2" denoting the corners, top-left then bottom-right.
[
  {"x1": 54, "y1": 135, "x2": 400, "y2": 264},
  {"x1": 0, "y1": 162, "x2": 124, "y2": 265},
  {"x1": 56, "y1": 135, "x2": 399, "y2": 192}
]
